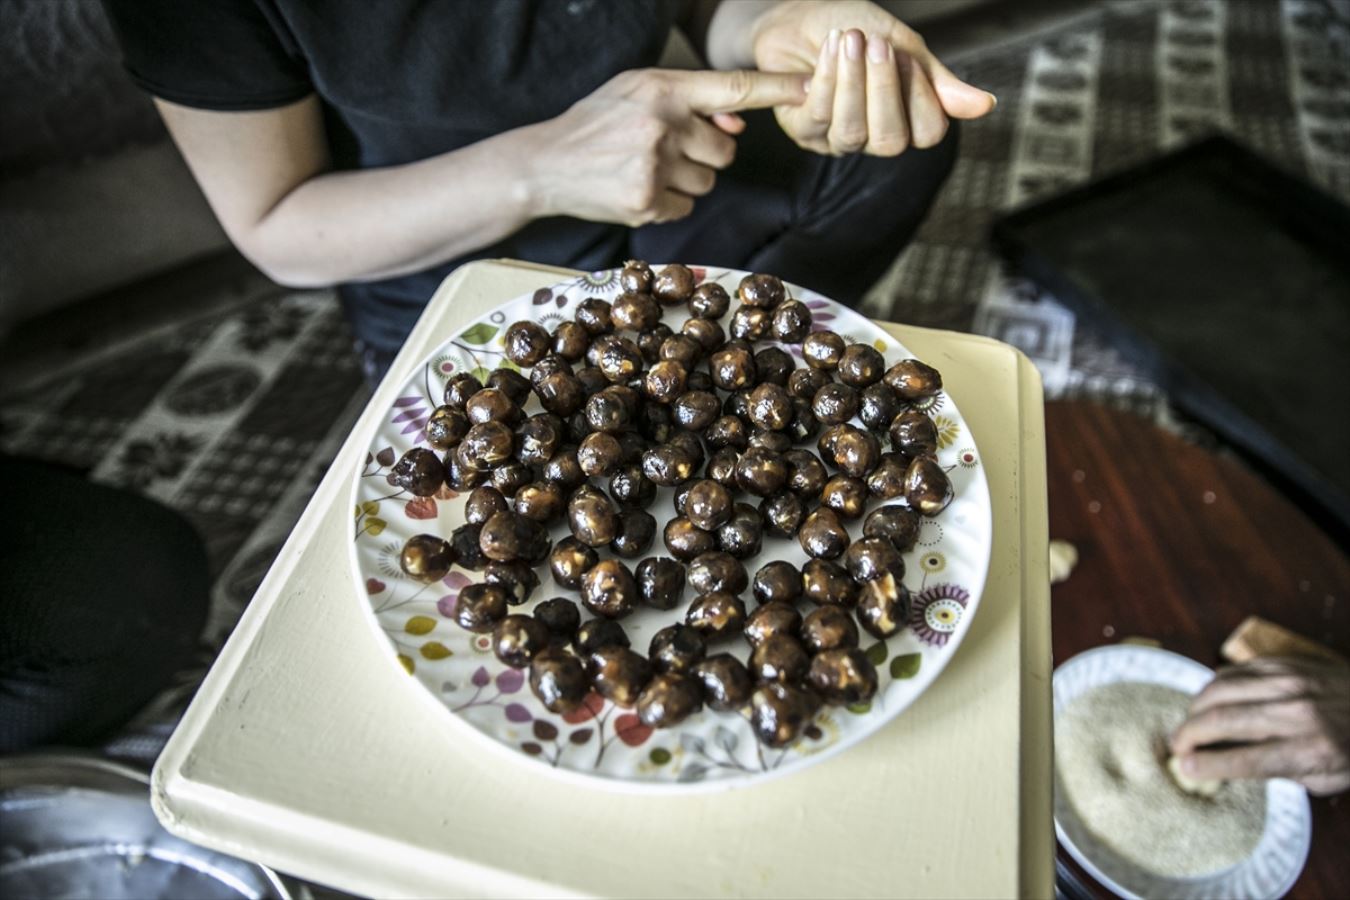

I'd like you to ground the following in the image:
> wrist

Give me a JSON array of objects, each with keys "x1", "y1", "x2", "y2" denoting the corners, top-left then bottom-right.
[{"x1": 504, "y1": 119, "x2": 558, "y2": 221}]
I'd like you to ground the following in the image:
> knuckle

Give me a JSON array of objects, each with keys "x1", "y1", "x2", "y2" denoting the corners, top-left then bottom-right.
[
  {"x1": 831, "y1": 130, "x2": 867, "y2": 153},
  {"x1": 867, "y1": 134, "x2": 909, "y2": 156},
  {"x1": 912, "y1": 119, "x2": 950, "y2": 149},
  {"x1": 723, "y1": 69, "x2": 753, "y2": 106}
]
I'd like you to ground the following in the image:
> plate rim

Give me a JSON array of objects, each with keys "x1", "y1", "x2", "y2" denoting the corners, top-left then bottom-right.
[{"x1": 346, "y1": 264, "x2": 995, "y2": 794}]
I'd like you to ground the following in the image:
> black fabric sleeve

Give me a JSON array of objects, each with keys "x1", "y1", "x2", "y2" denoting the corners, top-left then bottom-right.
[{"x1": 100, "y1": 0, "x2": 312, "y2": 110}]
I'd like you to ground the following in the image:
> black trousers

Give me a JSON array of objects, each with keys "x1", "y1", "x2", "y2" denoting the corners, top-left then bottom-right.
[
  {"x1": 0, "y1": 457, "x2": 209, "y2": 753},
  {"x1": 341, "y1": 112, "x2": 960, "y2": 382}
]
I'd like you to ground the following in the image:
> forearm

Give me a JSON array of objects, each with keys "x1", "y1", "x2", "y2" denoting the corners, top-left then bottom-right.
[{"x1": 244, "y1": 130, "x2": 540, "y2": 287}]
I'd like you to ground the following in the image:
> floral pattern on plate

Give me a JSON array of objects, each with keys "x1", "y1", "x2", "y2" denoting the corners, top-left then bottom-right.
[{"x1": 349, "y1": 266, "x2": 993, "y2": 792}]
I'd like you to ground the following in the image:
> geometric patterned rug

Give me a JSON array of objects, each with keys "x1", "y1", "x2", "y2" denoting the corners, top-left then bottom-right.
[{"x1": 865, "y1": 0, "x2": 1350, "y2": 402}]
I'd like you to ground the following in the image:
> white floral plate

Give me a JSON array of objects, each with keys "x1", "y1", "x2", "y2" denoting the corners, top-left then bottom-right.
[
  {"x1": 349, "y1": 265, "x2": 993, "y2": 792},
  {"x1": 1053, "y1": 645, "x2": 1312, "y2": 898}
]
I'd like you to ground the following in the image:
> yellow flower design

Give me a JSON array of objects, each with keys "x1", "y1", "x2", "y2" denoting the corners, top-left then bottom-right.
[
  {"x1": 920, "y1": 551, "x2": 947, "y2": 573},
  {"x1": 933, "y1": 415, "x2": 960, "y2": 449}
]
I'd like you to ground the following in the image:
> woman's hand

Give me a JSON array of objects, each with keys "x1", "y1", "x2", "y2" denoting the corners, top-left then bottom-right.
[
  {"x1": 733, "y1": 0, "x2": 997, "y2": 156},
  {"x1": 1171, "y1": 656, "x2": 1350, "y2": 796},
  {"x1": 524, "y1": 68, "x2": 806, "y2": 227}
]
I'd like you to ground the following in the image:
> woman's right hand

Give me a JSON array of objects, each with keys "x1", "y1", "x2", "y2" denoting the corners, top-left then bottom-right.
[{"x1": 523, "y1": 68, "x2": 807, "y2": 227}]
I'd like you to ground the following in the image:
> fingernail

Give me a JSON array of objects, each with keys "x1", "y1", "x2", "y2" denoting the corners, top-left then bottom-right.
[
  {"x1": 844, "y1": 30, "x2": 863, "y2": 61},
  {"x1": 824, "y1": 29, "x2": 840, "y2": 59},
  {"x1": 867, "y1": 36, "x2": 889, "y2": 64},
  {"x1": 987, "y1": 91, "x2": 999, "y2": 108}
]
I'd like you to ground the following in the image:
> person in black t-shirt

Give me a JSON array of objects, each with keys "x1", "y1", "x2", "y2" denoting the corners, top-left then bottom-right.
[{"x1": 102, "y1": 0, "x2": 996, "y2": 381}]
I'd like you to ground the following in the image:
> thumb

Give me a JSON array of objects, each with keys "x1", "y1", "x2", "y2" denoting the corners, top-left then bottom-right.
[
  {"x1": 680, "y1": 69, "x2": 808, "y2": 114},
  {"x1": 928, "y1": 64, "x2": 997, "y2": 119}
]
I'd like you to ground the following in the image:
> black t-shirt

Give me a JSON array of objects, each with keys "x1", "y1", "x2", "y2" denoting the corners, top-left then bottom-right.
[{"x1": 102, "y1": 0, "x2": 679, "y2": 347}]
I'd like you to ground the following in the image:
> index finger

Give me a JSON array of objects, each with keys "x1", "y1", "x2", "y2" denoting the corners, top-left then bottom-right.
[{"x1": 680, "y1": 69, "x2": 809, "y2": 114}]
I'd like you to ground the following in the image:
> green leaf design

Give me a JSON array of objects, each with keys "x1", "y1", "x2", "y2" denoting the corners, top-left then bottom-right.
[
  {"x1": 677, "y1": 762, "x2": 710, "y2": 783},
  {"x1": 649, "y1": 747, "x2": 672, "y2": 765},
  {"x1": 864, "y1": 641, "x2": 889, "y2": 666},
  {"x1": 498, "y1": 359, "x2": 521, "y2": 373},
  {"x1": 471, "y1": 366, "x2": 493, "y2": 385},
  {"x1": 420, "y1": 641, "x2": 452, "y2": 660},
  {"x1": 460, "y1": 322, "x2": 499, "y2": 345},
  {"x1": 890, "y1": 653, "x2": 922, "y2": 679},
  {"x1": 364, "y1": 516, "x2": 386, "y2": 536},
  {"x1": 846, "y1": 701, "x2": 872, "y2": 715}
]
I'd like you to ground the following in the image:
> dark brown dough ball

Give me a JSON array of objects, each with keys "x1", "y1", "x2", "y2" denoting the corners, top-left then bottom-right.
[
  {"x1": 534, "y1": 596, "x2": 581, "y2": 642},
  {"x1": 787, "y1": 366, "x2": 830, "y2": 400},
  {"x1": 729, "y1": 305, "x2": 772, "y2": 341},
  {"x1": 705, "y1": 447, "x2": 741, "y2": 490},
  {"x1": 400, "y1": 534, "x2": 456, "y2": 583},
  {"x1": 856, "y1": 574, "x2": 911, "y2": 639},
  {"x1": 608, "y1": 464, "x2": 656, "y2": 510},
  {"x1": 551, "y1": 320, "x2": 591, "y2": 362},
  {"x1": 694, "y1": 654, "x2": 754, "y2": 712},
  {"x1": 595, "y1": 335, "x2": 644, "y2": 383},
  {"x1": 735, "y1": 447, "x2": 788, "y2": 497},
  {"x1": 802, "y1": 331, "x2": 846, "y2": 371},
  {"x1": 465, "y1": 387, "x2": 520, "y2": 426},
  {"x1": 542, "y1": 447, "x2": 586, "y2": 490},
  {"x1": 442, "y1": 372, "x2": 483, "y2": 409},
  {"x1": 820, "y1": 475, "x2": 868, "y2": 520},
  {"x1": 641, "y1": 443, "x2": 698, "y2": 487},
  {"x1": 638, "y1": 323, "x2": 674, "y2": 364},
  {"x1": 636, "y1": 673, "x2": 703, "y2": 728},
  {"x1": 689, "y1": 281, "x2": 731, "y2": 319},
  {"x1": 705, "y1": 415, "x2": 750, "y2": 452},
  {"x1": 575, "y1": 365, "x2": 609, "y2": 396},
  {"x1": 837, "y1": 344, "x2": 885, "y2": 388},
  {"x1": 514, "y1": 481, "x2": 565, "y2": 524},
  {"x1": 653, "y1": 264, "x2": 696, "y2": 304},
  {"x1": 531, "y1": 353, "x2": 574, "y2": 387},
  {"x1": 752, "y1": 560, "x2": 803, "y2": 606},
  {"x1": 808, "y1": 648, "x2": 879, "y2": 705},
  {"x1": 905, "y1": 456, "x2": 955, "y2": 516},
  {"x1": 664, "y1": 516, "x2": 717, "y2": 561},
  {"x1": 587, "y1": 646, "x2": 653, "y2": 707},
  {"x1": 865, "y1": 453, "x2": 910, "y2": 501},
  {"x1": 444, "y1": 447, "x2": 489, "y2": 492},
  {"x1": 771, "y1": 299, "x2": 812, "y2": 343},
  {"x1": 575, "y1": 297, "x2": 614, "y2": 336},
  {"x1": 671, "y1": 390, "x2": 721, "y2": 431},
  {"x1": 610, "y1": 508, "x2": 657, "y2": 558},
  {"x1": 515, "y1": 413, "x2": 563, "y2": 466},
  {"x1": 798, "y1": 507, "x2": 850, "y2": 560},
  {"x1": 612, "y1": 291, "x2": 662, "y2": 332},
  {"x1": 686, "y1": 591, "x2": 748, "y2": 639},
  {"x1": 449, "y1": 523, "x2": 487, "y2": 571},
  {"x1": 549, "y1": 536, "x2": 598, "y2": 590},
  {"x1": 685, "y1": 479, "x2": 734, "y2": 532},
  {"x1": 580, "y1": 559, "x2": 638, "y2": 619},
  {"x1": 883, "y1": 358, "x2": 943, "y2": 400},
  {"x1": 750, "y1": 633, "x2": 810, "y2": 685},
  {"x1": 577, "y1": 432, "x2": 623, "y2": 478},
  {"x1": 649, "y1": 623, "x2": 707, "y2": 674},
  {"x1": 425, "y1": 405, "x2": 470, "y2": 450},
  {"x1": 812, "y1": 382, "x2": 860, "y2": 426},
  {"x1": 858, "y1": 382, "x2": 904, "y2": 431},
  {"x1": 619, "y1": 259, "x2": 654, "y2": 293},
  {"x1": 493, "y1": 614, "x2": 552, "y2": 668},
  {"x1": 535, "y1": 372, "x2": 586, "y2": 417},
  {"x1": 568, "y1": 485, "x2": 620, "y2": 547},
  {"x1": 744, "y1": 601, "x2": 803, "y2": 648},
  {"x1": 461, "y1": 421, "x2": 514, "y2": 466},
  {"x1": 787, "y1": 398, "x2": 822, "y2": 444},
  {"x1": 490, "y1": 461, "x2": 533, "y2": 499},
  {"x1": 748, "y1": 382, "x2": 794, "y2": 431},
  {"x1": 504, "y1": 320, "x2": 551, "y2": 367},
  {"x1": 760, "y1": 491, "x2": 805, "y2": 538},
  {"x1": 754, "y1": 346, "x2": 795, "y2": 385},
  {"x1": 738, "y1": 272, "x2": 786, "y2": 308},
  {"x1": 465, "y1": 485, "x2": 509, "y2": 526},
  {"x1": 644, "y1": 360, "x2": 688, "y2": 404},
  {"x1": 832, "y1": 427, "x2": 881, "y2": 478},
  {"x1": 687, "y1": 550, "x2": 749, "y2": 596},
  {"x1": 636, "y1": 557, "x2": 686, "y2": 610},
  {"x1": 455, "y1": 583, "x2": 511, "y2": 633},
  {"x1": 388, "y1": 447, "x2": 445, "y2": 497},
  {"x1": 659, "y1": 334, "x2": 703, "y2": 369},
  {"x1": 783, "y1": 449, "x2": 829, "y2": 499},
  {"x1": 802, "y1": 558, "x2": 859, "y2": 607},
  {"x1": 749, "y1": 682, "x2": 820, "y2": 748},
  {"x1": 682, "y1": 316, "x2": 725, "y2": 352},
  {"x1": 844, "y1": 536, "x2": 906, "y2": 585},
  {"x1": 863, "y1": 504, "x2": 921, "y2": 552},
  {"x1": 479, "y1": 511, "x2": 550, "y2": 564},
  {"x1": 484, "y1": 559, "x2": 540, "y2": 605},
  {"x1": 890, "y1": 410, "x2": 939, "y2": 459},
  {"x1": 801, "y1": 605, "x2": 860, "y2": 653},
  {"x1": 530, "y1": 651, "x2": 588, "y2": 713},
  {"x1": 708, "y1": 345, "x2": 757, "y2": 392},
  {"x1": 716, "y1": 502, "x2": 764, "y2": 559},
  {"x1": 573, "y1": 618, "x2": 630, "y2": 655}
]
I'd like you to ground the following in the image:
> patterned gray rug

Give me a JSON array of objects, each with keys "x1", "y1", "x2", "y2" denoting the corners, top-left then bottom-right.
[
  {"x1": 2, "y1": 0, "x2": 1344, "y2": 759},
  {"x1": 865, "y1": 0, "x2": 1349, "y2": 401}
]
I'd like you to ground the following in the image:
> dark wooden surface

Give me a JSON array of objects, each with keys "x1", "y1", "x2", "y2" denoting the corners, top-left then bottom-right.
[{"x1": 1046, "y1": 401, "x2": 1350, "y2": 900}]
